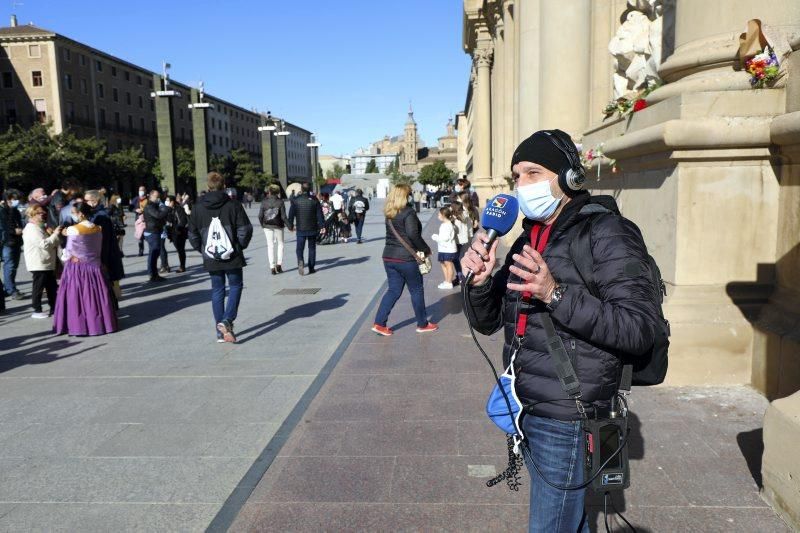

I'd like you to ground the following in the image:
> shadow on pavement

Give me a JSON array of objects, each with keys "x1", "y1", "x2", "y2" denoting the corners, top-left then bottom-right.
[
  {"x1": 235, "y1": 293, "x2": 350, "y2": 344},
  {"x1": 0, "y1": 339, "x2": 104, "y2": 374},
  {"x1": 736, "y1": 428, "x2": 764, "y2": 489},
  {"x1": 317, "y1": 256, "x2": 370, "y2": 270},
  {"x1": 118, "y1": 284, "x2": 212, "y2": 328},
  {"x1": 390, "y1": 291, "x2": 464, "y2": 331}
]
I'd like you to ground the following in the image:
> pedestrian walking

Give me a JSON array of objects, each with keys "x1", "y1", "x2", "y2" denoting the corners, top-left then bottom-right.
[
  {"x1": 348, "y1": 188, "x2": 370, "y2": 244},
  {"x1": 84, "y1": 190, "x2": 125, "y2": 299},
  {"x1": 1, "y1": 190, "x2": 25, "y2": 299},
  {"x1": 22, "y1": 205, "x2": 60, "y2": 318},
  {"x1": 108, "y1": 195, "x2": 127, "y2": 254},
  {"x1": 143, "y1": 190, "x2": 170, "y2": 282},
  {"x1": 258, "y1": 184, "x2": 287, "y2": 275},
  {"x1": 53, "y1": 202, "x2": 118, "y2": 336},
  {"x1": 166, "y1": 195, "x2": 189, "y2": 273},
  {"x1": 188, "y1": 172, "x2": 253, "y2": 343},
  {"x1": 287, "y1": 182, "x2": 324, "y2": 275},
  {"x1": 371, "y1": 184, "x2": 437, "y2": 336},
  {"x1": 431, "y1": 206, "x2": 459, "y2": 290}
]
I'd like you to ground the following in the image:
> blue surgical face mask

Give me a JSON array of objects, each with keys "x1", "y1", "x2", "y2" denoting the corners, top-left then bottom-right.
[
  {"x1": 517, "y1": 178, "x2": 562, "y2": 221},
  {"x1": 70, "y1": 213, "x2": 80, "y2": 223},
  {"x1": 9, "y1": 199, "x2": 19, "y2": 208}
]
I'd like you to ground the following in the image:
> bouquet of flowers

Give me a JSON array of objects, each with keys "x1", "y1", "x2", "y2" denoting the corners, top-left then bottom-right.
[{"x1": 745, "y1": 46, "x2": 780, "y2": 88}]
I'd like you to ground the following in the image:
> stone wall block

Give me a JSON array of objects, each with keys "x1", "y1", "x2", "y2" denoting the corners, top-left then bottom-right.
[{"x1": 762, "y1": 391, "x2": 800, "y2": 530}]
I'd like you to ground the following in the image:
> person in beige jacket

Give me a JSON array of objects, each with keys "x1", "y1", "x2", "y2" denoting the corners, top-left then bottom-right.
[{"x1": 22, "y1": 205, "x2": 61, "y2": 319}]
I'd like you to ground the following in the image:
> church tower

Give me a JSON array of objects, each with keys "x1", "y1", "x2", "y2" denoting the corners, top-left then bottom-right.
[{"x1": 402, "y1": 104, "x2": 418, "y2": 170}]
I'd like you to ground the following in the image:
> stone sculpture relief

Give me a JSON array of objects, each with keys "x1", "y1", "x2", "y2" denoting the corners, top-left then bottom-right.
[{"x1": 609, "y1": 0, "x2": 669, "y2": 98}]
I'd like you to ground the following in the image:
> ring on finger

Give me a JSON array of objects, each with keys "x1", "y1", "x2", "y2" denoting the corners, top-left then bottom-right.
[{"x1": 533, "y1": 264, "x2": 542, "y2": 275}]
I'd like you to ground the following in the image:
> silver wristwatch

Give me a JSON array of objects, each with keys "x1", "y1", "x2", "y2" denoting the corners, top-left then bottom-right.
[{"x1": 546, "y1": 284, "x2": 567, "y2": 312}]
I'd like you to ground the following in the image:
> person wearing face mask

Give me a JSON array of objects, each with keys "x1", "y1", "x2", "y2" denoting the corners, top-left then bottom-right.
[
  {"x1": 85, "y1": 190, "x2": 125, "y2": 300},
  {"x1": 461, "y1": 129, "x2": 661, "y2": 533},
  {"x1": 22, "y1": 206, "x2": 61, "y2": 318},
  {"x1": 132, "y1": 185, "x2": 148, "y2": 256},
  {"x1": 143, "y1": 190, "x2": 171, "y2": 282},
  {"x1": 107, "y1": 194, "x2": 126, "y2": 253},
  {"x1": 1, "y1": 190, "x2": 26, "y2": 300}
]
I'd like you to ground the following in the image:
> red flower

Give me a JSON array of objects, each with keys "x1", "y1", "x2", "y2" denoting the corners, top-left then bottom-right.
[{"x1": 633, "y1": 99, "x2": 648, "y2": 112}]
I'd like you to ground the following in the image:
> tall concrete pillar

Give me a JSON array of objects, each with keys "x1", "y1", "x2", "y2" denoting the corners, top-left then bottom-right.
[
  {"x1": 188, "y1": 88, "x2": 213, "y2": 195},
  {"x1": 307, "y1": 135, "x2": 321, "y2": 193},
  {"x1": 150, "y1": 73, "x2": 179, "y2": 194},
  {"x1": 491, "y1": 13, "x2": 505, "y2": 180},
  {"x1": 276, "y1": 128, "x2": 290, "y2": 191},
  {"x1": 516, "y1": 0, "x2": 541, "y2": 141},
  {"x1": 258, "y1": 119, "x2": 275, "y2": 181},
  {"x1": 473, "y1": 33, "x2": 493, "y2": 184},
  {"x1": 504, "y1": 0, "x2": 517, "y2": 165},
  {"x1": 539, "y1": 0, "x2": 591, "y2": 138}
]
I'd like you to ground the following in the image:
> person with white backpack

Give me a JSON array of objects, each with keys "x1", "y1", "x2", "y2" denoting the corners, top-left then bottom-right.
[{"x1": 188, "y1": 172, "x2": 253, "y2": 343}]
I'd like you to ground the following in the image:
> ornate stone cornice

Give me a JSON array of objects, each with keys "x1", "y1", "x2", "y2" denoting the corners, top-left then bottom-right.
[{"x1": 473, "y1": 46, "x2": 494, "y2": 68}]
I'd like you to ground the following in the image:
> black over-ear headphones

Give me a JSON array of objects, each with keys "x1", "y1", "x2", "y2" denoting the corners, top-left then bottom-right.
[{"x1": 538, "y1": 130, "x2": 586, "y2": 193}]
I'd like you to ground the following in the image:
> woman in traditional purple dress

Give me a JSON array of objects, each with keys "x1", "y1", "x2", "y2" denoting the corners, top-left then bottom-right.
[{"x1": 53, "y1": 202, "x2": 118, "y2": 336}]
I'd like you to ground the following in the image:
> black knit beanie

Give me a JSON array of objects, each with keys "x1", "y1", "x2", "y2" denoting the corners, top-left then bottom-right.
[{"x1": 510, "y1": 130, "x2": 571, "y2": 174}]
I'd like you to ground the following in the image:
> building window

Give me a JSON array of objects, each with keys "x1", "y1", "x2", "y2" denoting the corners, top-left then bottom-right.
[
  {"x1": 111, "y1": 66, "x2": 117, "y2": 77},
  {"x1": 179, "y1": 108, "x2": 183, "y2": 120},
  {"x1": 128, "y1": 114, "x2": 133, "y2": 130},
  {"x1": 63, "y1": 73, "x2": 72, "y2": 90},
  {"x1": 97, "y1": 83, "x2": 104, "y2": 98},
  {"x1": 5, "y1": 99, "x2": 16, "y2": 124},
  {"x1": 31, "y1": 71, "x2": 43, "y2": 87},
  {"x1": 83, "y1": 105, "x2": 89, "y2": 120},
  {"x1": 79, "y1": 54, "x2": 86, "y2": 67},
  {"x1": 114, "y1": 111, "x2": 120, "y2": 128},
  {"x1": 34, "y1": 99, "x2": 46, "y2": 123},
  {"x1": 140, "y1": 117, "x2": 145, "y2": 132},
  {"x1": 151, "y1": 120, "x2": 155, "y2": 132},
  {"x1": 138, "y1": 95, "x2": 143, "y2": 108},
  {"x1": 66, "y1": 101, "x2": 75, "y2": 120},
  {"x1": 212, "y1": 134, "x2": 216, "y2": 145},
  {"x1": 28, "y1": 44, "x2": 41, "y2": 58},
  {"x1": 136, "y1": 74, "x2": 142, "y2": 86},
  {"x1": 62, "y1": 48, "x2": 71, "y2": 62},
  {"x1": 124, "y1": 70, "x2": 130, "y2": 82},
  {"x1": 80, "y1": 78, "x2": 87, "y2": 94},
  {"x1": 148, "y1": 79, "x2": 153, "y2": 89},
  {"x1": 96, "y1": 60, "x2": 103, "y2": 72},
  {"x1": 1, "y1": 71, "x2": 12, "y2": 89},
  {"x1": 112, "y1": 87, "x2": 118, "y2": 102},
  {"x1": 149, "y1": 100, "x2": 154, "y2": 112},
  {"x1": 99, "y1": 109, "x2": 106, "y2": 127}
]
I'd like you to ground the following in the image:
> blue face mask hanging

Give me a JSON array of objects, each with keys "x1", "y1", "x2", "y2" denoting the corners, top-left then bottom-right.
[{"x1": 486, "y1": 346, "x2": 525, "y2": 453}]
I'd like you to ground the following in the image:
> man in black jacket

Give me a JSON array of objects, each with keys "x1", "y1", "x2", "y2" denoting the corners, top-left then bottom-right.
[
  {"x1": 188, "y1": 172, "x2": 253, "y2": 343},
  {"x1": 1, "y1": 190, "x2": 25, "y2": 299},
  {"x1": 287, "y1": 183, "x2": 324, "y2": 275},
  {"x1": 143, "y1": 190, "x2": 170, "y2": 282},
  {"x1": 462, "y1": 130, "x2": 659, "y2": 532},
  {"x1": 347, "y1": 189, "x2": 369, "y2": 243}
]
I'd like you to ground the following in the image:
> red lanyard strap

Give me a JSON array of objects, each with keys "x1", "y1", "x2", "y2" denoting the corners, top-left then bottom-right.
[{"x1": 515, "y1": 224, "x2": 552, "y2": 336}]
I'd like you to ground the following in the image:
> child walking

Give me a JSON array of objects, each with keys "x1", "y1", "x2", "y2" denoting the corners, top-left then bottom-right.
[{"x1": 431, "y1": 206, "x2": 458, "y2": 289}]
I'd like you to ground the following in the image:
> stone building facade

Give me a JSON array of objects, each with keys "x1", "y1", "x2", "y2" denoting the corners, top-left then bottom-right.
[
  {"x1": 460, "y1": 1, "x2": 800, "y2": 525},
  {"x1": 0, "y1": 19, "x2": 311, "y2": 192}
]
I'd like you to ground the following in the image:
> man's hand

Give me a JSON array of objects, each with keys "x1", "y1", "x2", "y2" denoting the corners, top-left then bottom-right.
[
  {"x1": 461, "y1": 230, "x2": 499, "y2": 286},
  {"x1": 507, "y1": 245, "x2": 558, "y2": 303}
]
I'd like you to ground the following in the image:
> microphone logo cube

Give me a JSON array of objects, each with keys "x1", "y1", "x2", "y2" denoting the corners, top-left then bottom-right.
[{"x1": 491, "y1": 197, "x2": 508, "y2": 208}]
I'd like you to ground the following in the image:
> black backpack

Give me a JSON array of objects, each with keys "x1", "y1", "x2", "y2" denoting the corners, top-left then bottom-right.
[{"x1": 568, "y1": 200, "x2": 669, "y2": 386}]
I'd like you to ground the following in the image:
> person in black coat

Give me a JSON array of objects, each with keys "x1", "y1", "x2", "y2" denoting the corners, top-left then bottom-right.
[
  {"x1": 287, "y1": 183, "x2": 324, "y2": 275},
  {"x1": 258, "y1": 184, "x2": 288, "y2": 275},
  {"x1": 461, "y1": 130, "x2": 660, "y2": 533},
  {"x1": 166, "y1": 195, "x2": 189, "y2": 273},
  {"x1": 1, "y1": 190, "x2": 25, "y2": 299},
  {"x1": 142, "y1": 190, "x2": 170, "y2": 282},
  {"x1": 370, "y1": 184, "x2": 437, "y2": 336},
  {"x1": 188, "y1": 172, "x2": 253, "y2": 343},
  {"x1": 84, "y1": 190, "x2": 125, "y2": 299},
  {"x1": 347, "y1": 189, "x2": 370, "y2": 243}
]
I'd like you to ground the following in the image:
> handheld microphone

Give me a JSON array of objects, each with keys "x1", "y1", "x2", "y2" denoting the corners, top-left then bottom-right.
[{"x1": 465, "y1": 193, "x2": 519, "y2": 284}]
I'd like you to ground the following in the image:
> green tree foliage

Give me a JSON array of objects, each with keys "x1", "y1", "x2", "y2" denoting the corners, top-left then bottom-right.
[
  {"x1": 417, "y1": 160, "x2": 454, "y2": 187},
  {"x1": 231, "y1": 148, "x2": 267, "y2": 193},
  {"x1": 174, "y1": 146, "x2": 196, "y2": 194},
  {"x1": 364, "y1": 158, "x2": 379, "y2": 174},
  {"x1": 325, "y1": 162, "x2": 346, "y2": 180},
  {"x1": 107, "y1": 146, "x2": 152, "y2": 192},
  {"x1": 0, "y1": 123, "x2": 56, "y2": 191}
]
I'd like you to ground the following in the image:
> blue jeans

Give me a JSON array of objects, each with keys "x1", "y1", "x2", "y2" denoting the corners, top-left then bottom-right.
[
  {"x1": 522, "y1": 415, "x2": 589, "y2": 533},
  {"x1": 144, "y1": 233, "x2": 161, "y2": 277},
  {"x1": 2, "y1": 245, "x2": 21, "y2": 295},
  {"x1": 354, "y1": 215, "x2": 365, "y2": 241},
  {"x1": 374, "y1": 260, "x2": 428, "y2": 328},
  {"x1": 209, "y1": 268, "x2": 243, "y2": 328},
  {"x1": 296, "y1": 233, "x2": 317, "y2": 269}
]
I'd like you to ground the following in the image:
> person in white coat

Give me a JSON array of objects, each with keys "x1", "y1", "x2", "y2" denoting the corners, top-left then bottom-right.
[
  {"x1": 22, "y1": 205, "x2": 61, "y2": 319},
  {"x1": 431, "y1": 206, "x2": 459, "y2": 289}
]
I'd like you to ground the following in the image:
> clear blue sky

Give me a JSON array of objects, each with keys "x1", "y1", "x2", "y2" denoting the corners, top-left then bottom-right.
[{"x1": 13, "y1": 0, "x2": 471, "y2": 157}]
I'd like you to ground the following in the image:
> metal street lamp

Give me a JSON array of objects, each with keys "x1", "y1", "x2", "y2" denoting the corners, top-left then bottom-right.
[{"x1": 307, "y1": 133, "x2": 321, "y2": 193}]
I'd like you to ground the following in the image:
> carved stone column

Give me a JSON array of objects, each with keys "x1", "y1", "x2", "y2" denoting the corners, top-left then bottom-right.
[{"x1": 473, "y1": 40, "x2": 493, "y2": 184}]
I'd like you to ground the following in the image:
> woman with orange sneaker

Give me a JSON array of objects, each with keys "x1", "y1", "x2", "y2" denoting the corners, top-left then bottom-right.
[{"x1": 371, "y1": 184, "x2": 438, "y2": 336}]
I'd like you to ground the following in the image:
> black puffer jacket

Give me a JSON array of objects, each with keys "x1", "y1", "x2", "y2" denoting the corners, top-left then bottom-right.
[
  {"x1": 466, "y1": 193, "x2": 660, "y2": 420},
  {"x1": 382, "y1": 206, "x2": 431, "y2": 262},
  {"x1": 287, "y1": 194, "x2": 323, "y2": 234},
  {"x1": 188, "y1": 191, "x2": 253, "y2": 271},
  {"x1": 144, "y1": 201, "x2": 170, "y2": 233}
]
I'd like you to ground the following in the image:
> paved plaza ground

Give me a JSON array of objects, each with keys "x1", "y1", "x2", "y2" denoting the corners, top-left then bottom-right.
[{"x1": 0, "y1": 201, "x2": 792, "y2": 532}]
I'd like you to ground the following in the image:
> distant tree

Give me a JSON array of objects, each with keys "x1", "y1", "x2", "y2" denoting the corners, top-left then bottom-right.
[
  {"x1": 174, "y1": 146, "x2": 196, "y2": 194},
  {"x1": 107, "y1": 146, "x2": 152, "y2": 193},
  {"x1": 325, "y1": 162, "x2": 346, "y2": 180},
  {"x1": 231, "y1": 148, "x2": 267, "y2": 193},
  {"x1": 364, "y1": 159, "x2": 379, "y2": 174},
  {"x1": 389, "y1": 172, "x2": 416, "y2": 186},
  {"x1": 417, "y1": 160, "x2": 454, "y2": 187},
  {"x1": 0, "y1": 123, "x2": 57, "y2": 191},
  {"x1": 52, "y1": 130, "x2": 108, "y2": 187}
]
